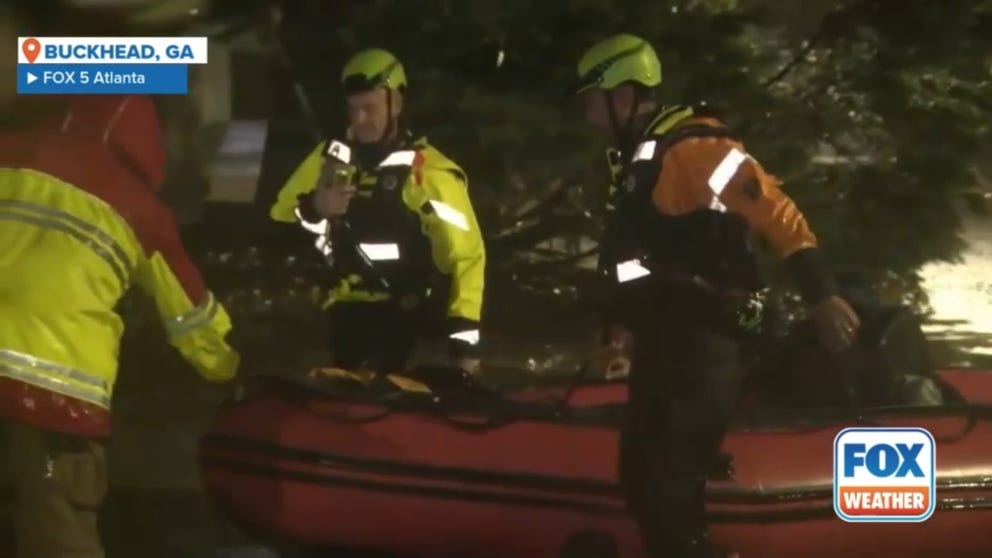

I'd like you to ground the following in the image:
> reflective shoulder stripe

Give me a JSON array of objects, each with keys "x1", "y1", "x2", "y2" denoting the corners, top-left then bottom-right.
[
  {"x1": 629, "y1": 105, "x2": 694, "y2": 163},
  {"x1": 0, "y1": 349, "x2": 111, "y2": 408},
  {"x1": 629, "y1": 123, "x2": 740, "y2": 211},
  {"x1": 0, "y1": 198, "x2": 133, "y2": 290},
  {"x1": 379, "y1": 150, "x2": 417, "y2": 168},
  {"x1": 706, "y1": 147, "x2": 749, "y2": 212},
  {"x1": 165, "y1": 292, "x2": 220, "y2": 340},
  {"x1": 708, "y1": 148, "x2": 748, "y2": 196},
  {"x1": 631, "y1": 121, "x2": 736, "y2": 168}
]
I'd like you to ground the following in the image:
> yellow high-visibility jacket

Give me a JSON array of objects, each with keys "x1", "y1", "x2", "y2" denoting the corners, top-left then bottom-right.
[
  {"x1": 270, "y1": 135, "x2": 485, "y2": 356},
  {"x1": 0, "y1": 95, "x2": 238, "y2": 438}
]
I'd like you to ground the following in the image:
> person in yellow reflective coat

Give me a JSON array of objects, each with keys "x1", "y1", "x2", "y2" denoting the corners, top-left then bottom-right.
[
  {"x1": 271, "y1": 48, "x2": 486, "y2": 374},
  {"x1": 0, "y1": 6, "x2": 239, "y2": 557}
]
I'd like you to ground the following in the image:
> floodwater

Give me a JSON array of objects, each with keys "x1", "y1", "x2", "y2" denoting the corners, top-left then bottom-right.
[{"x1": 920, "y1": 216, "x2": 992, "y2": 368}]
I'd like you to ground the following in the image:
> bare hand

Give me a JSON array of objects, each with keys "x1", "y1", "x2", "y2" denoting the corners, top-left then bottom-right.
[
  {"x1": 313, "y1": 182, "x2": 355, "y2": 218},
  {"x1": 812, "y1": 295, "x2": 861, "y2": 353},
  {"x1": 313, "y1": 163, "x2": 356, "y2": 218}
]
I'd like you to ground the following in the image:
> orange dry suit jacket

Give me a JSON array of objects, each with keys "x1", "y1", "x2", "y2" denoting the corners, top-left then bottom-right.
[
  {"x1": 598, "y1": 104, "x2": 836, "y2": 329},
  {"x1": 0, "y1": 95, "x2": 239, "y2": 438}
]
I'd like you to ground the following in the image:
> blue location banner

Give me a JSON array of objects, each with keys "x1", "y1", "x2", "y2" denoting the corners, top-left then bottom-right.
[{"x1": 17, "y1": 63, "x2": 188, "y2": 95}]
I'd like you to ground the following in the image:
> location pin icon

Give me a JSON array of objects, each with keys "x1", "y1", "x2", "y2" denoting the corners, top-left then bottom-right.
[{"x1": 22, "y1": 38, "x2": 40, "y2": 63}]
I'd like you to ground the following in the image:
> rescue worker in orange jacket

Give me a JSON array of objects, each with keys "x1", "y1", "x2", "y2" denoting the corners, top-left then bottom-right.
[
  {"x1": 0, "y1": 9, "x2": 239, "y2": 557},
  {"x1": 570, "y1": 34, "x2": 861, "y2": 558}
]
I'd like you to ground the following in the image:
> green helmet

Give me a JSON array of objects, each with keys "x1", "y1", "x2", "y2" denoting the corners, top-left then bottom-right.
[
  {"x1": 341, "y1": 48, "x2": 407, "y2": 94},
  {"x1": 571, "y1": 34, "x2": 662, "y2": 95}
]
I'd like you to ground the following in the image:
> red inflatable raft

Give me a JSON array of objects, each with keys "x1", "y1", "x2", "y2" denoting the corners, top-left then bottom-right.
[{"x1": 200, "y1": 358, "x2": 992, "y2": 558}]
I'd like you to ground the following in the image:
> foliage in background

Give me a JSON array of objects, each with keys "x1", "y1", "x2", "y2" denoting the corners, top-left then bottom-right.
[
  {"x1": 123, "y1": 0, "x2": 992, "y2": 371},
  {"x1": 288, "y1": 0, "x2": 992, "y2": 297}
]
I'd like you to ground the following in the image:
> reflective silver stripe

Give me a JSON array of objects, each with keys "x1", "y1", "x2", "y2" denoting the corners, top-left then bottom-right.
[
  {"x1": 0, "y1": 202, "x2": 130, "y2": 289},
  {"x1": 616, "y1": 259, "x2": 651, "y2": 283},
  {"x1": 0, "y1": 200, "x2": 132, "y2": 269},
  {"x1": 290, "y1": 207, "x2": 334, "y2": 257},
  {"x1": 358, "y1": 242, "x2": 400, "y2": 261},
  {"x1": 0, "y1": 363, "x2": 111, "y2": 408},
  {"x1": 325, "y1": 140, "x2": 352, "y2": 163},
  {"x1": 449, "y1": 329, "x2": 480, "y2": 345},
  {"x1": 0, "y1": 350, "x2": 108, "y2": 390},
  {"x1": 293, "y1": 206, "x2": 328, "y2": 235},
  {"x1": 0, "y1": 349, "x2": 110, "y2": 408},
  {"x1": 165, "y1": 292, "x2": 220, "y2": 339},
  {"x1": 315, "y1": 234, "x2": 332, "y2": 256},
  {"x1": 428, "y1": 200, "x2": 470, "y2": 231},
  {"x1": 706, "y1": 148, "x2": 748, "y2": 213},
  {"x1": 379, "y1": 150, "x2": 416, "y2": 167},
  {"x1": 632, "y1": 140, "x2": 657, "y2": 162},
  {"x1": 101, "y1": 97, "x2": 131, "y2": 144}
]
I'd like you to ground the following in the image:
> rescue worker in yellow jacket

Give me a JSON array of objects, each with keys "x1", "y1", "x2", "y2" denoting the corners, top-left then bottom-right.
[
  {"x1": 570, "y1": 34, "x2": 861, "y2": 558},
  {"x1": 0, "y1": 7, "x2": 239, "y2": 557},
  {"x1": 271, "y1": 49, "x2": 486, "y2": 375}
]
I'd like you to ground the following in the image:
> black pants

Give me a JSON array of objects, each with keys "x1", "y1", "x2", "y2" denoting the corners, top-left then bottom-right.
[
  {"x1": 619, "y1": 317, "x2": 742, "y2": 558},
  {"x1": 327, "y1": 301, "x2": 422, "y2": 373}
]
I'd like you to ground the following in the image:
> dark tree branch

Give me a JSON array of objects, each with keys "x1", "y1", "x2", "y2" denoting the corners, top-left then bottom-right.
[{"x1": 762, "y1": 0, "x2": 880, "y2": 88}]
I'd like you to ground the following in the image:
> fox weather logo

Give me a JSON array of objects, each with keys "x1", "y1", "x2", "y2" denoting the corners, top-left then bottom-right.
[{"x1": 833, "y1": 426, "x2": 936, "y2": 523}]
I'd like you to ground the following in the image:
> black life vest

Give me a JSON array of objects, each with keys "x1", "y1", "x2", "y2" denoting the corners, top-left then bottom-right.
[
  {"x1": 598, "y1": 106, "x2": 762, "y2": 297},
  {"x1": 325, "y1": 139, "x2": 436, "y2": 298}
]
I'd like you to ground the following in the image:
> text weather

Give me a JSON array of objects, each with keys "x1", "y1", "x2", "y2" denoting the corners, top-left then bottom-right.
[{"x1": 833, "y1": 427, "x2": 936, "y2": 523}]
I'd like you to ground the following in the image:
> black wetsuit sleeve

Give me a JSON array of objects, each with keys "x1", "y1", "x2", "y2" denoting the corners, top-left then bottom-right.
[{"x1": 786, "y1": 247, "x2": 838, "y2": 305}]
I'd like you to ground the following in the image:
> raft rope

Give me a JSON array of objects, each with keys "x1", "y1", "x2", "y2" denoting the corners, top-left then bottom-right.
[
  {"x1": 228, "y1": 362, "x2": 992, "y2": 440},
  {"x1": 230, "y1": 364, "x2": 596, "y2": 432}
]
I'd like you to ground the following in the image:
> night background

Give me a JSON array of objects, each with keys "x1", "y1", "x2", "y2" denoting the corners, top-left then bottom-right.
[{"x1": 6, "y1": 0, "x2": 992, "y2": 556}]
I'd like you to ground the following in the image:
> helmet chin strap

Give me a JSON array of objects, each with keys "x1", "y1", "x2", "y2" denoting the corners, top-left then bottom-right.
[
  {"x1": 602, "y1": 87, "x2": 644, "y2": 156},
  {"x1": 378, "y1": 88, "x2": 398, "y2": 145}
]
